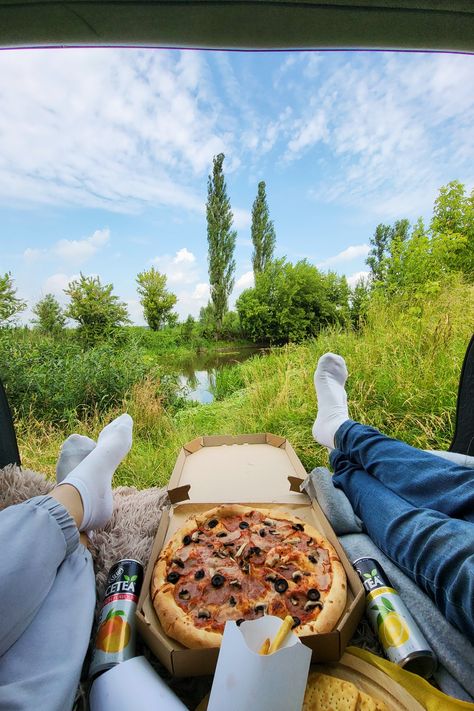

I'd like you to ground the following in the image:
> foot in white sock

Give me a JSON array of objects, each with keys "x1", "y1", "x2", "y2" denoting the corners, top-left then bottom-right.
[
  {"x1": 56, "y1": 434, "x2": 96, "y2": 483},
  {"x1": 312, "y1": 353, "x2": 349, "y2": 449},
  {"x1": 58, "y1": 413, "x2": 133, "y2": 531}
]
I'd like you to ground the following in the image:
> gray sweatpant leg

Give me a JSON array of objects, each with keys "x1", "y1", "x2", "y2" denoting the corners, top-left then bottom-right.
[{"x1": 0, "y1": 496, "x2": 96, "y2": 711}]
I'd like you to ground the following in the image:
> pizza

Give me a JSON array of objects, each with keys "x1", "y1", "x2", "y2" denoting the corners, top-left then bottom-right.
[{"x1": 151, "y1": 504, "x2": 347, "y2": 648}]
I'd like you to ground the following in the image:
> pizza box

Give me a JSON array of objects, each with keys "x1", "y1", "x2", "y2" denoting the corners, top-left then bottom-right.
[{"x1": 136, "y1": 433, "x2": 365, "y2": 677}]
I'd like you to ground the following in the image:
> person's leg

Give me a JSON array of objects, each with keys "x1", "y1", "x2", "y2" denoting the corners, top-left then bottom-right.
[
  {"x1": 312, "y1": 353, "x2": 474, "y2": 521},
  {"x1": 330, "y1": 450, "x2": 474, "y2": 642},
  {"x1": 335, "y1": 420, "x2": 474, "y2": 522}
]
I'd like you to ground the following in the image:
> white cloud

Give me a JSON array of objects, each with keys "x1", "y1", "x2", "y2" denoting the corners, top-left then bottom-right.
[
  {"x1": 235, "y1": 271, "x2": 254, "y2": 290},
  {"x1": 317, "y1": 244, "x2": 370, "y2": 268},
  {"x1": 174, "y1": 248, "x2": 195, "y2": 264},
  {"x1": 346, "y1": 271, "x2": 370, "y2": 288},
  {"x1": 192, "y1": 283, "x2": 211, "y2": 300},
  {"x1": 23, "y1": 247, "x2": 43, "y2": 262},
  {"x1": 233, "y1": 208, "x2": 252, "y2": 230},
  {"x1": 54, "y1": 228, "x2": 110, "y2": 265},
  {"x1": 152, "y1": 247, "x2": 200, "y2": 286},
  {"x1": 42, "y1": 272, "x2": 80, "y2": 302}
]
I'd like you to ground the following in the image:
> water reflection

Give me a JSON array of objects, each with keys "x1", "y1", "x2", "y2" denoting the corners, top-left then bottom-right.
[{"x1": 175, "y1": 347, "x2": 265, "y2": 403}]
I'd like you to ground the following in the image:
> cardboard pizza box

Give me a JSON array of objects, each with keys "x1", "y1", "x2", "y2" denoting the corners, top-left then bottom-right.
[{"x1": 136, "y1": 433, "x2": 365, "y2": 677}]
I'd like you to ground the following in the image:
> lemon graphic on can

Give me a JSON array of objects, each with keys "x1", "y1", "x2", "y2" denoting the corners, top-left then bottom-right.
[{"x1": 371, "y1": 596, "x2": 410, "y2": 648}]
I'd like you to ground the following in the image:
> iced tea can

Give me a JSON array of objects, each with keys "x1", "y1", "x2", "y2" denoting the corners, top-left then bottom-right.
[
  {"x1": 353, "y1": 557, "x2": 436, "y2": 678},
  {"x1": 89, "y1": 559, "x2": 144, "y2": 679}
]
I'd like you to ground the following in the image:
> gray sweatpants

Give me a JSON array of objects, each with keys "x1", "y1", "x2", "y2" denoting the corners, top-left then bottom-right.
[{"x1": 0, "y1": 496, "x2": 96, "y2": 710}]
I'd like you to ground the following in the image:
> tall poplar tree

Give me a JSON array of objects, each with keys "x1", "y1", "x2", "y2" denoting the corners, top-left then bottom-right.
[
  {"x1": 251, "y1": 181, "x2": 276, "y2": 275},
  {"x1": 206, "y1": 153, "x2": 236, "y2": 332}
]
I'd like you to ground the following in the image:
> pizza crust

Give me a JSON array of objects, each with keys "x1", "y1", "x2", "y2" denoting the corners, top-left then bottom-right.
[{"x1": 152, "y1": 504, "x2": 347, "y2": 648}]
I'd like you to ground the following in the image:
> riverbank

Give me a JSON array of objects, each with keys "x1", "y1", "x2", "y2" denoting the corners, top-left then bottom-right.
[{"x1": 15, "y1": 281, "x2": 474, "y2": 488}]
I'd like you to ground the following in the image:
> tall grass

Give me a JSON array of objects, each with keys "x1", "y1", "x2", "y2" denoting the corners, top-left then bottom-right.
[{"x1": 15, "y1": 280, "x2": 474, "y2": 488}]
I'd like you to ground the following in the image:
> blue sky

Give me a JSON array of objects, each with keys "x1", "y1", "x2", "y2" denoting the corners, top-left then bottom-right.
[{"x1": 1, "y1": 48, "x2": 473, "y2": 324}]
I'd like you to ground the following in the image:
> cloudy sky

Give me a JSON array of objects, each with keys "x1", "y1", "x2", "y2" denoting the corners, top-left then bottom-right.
[{"x1": 1, "y1": 48, "x2": 473, "y2": 324}]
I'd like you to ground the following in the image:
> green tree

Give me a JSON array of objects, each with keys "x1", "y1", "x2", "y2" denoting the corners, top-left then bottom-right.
[
  {"x1": 237, "y1": 259, "x2": 349, "y2": 344},
  {"x1": 64, "y1": 273, "x2": 129, "y2": 344},
  {"x1": 430, "y1": 180, "x2": 474, "y2": 280},
  {"x1": 181, "y1": 315, "x2": 196, "y2": 342},
  {"x1": 32, "y1": 293, "x2": 65, "y2": 335},
  {"x1": 251, "y1": 181, "x2": 276, "y2": 275},
  {"x1": 206, "y1": 153, "x2": 237, "y2": 332},
  {"x1": 350, "y1": 277, "x2": 371, "y2": 329},
  {"x1": 0, "y1": 272, "x2": 26, "y2": 326},
  {"x1": 136, "y1": 267, "x2": 177, "y2": 331}
]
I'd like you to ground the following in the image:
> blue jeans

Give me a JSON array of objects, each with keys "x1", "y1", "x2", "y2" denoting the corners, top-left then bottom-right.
[{"x1": 330, "y1": 421, "x2": 474, "y2": 642}]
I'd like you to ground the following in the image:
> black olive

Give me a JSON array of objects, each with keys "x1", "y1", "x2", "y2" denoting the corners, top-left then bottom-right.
[
  {"x1": 216, "y1": 531, "x2": 227, "y2": 538},
  {"x1": 259, "y1": 529, "x2": 267, "y2": 537},
  {"x1": 211, "y1": 574, "x2": 225, "y2": 588},
  {"x1": 255, "y1": 604, "x2": 266, "y2": 613},
  {"x1": 208, "y1": 518, "x2": 218, "y2": 529},
  {"x1": 308, "y1": 555, "x2": 317, "y2": 564},
  {"x1": 291, "y1": 616, "x2": 301, "y2": 629},
  {"x1": 236, "y1": 618, "x2": 245, "y2": 626},
  {"x1": 167, "y1": 572, "x2": 180, "y2": 584},
  {"x1": 307, "y1": 588, "x2": 320, "y2": 601},
  {"x1": 178, "y1": 589, "x2": 189, "y2": 599},
  {"x1": 223, "y1": 542, "x2": 235, "y2": 547},
  {"x1": 274, "y1": 578, "x2": 288, "y2": 594},
  {"x1": 292, "y1": 523, "x2": 304, "y2": 532},
  {"x1": 172, "y1": 558, "x2": 185, "y2": 569},
  {"x1": 229, "y1": 596, "x2": 237, "y2": 607},
  {"x1": 182, "y1": 535, "x2": 192, "y2": 545},
  {"x1": 249, "y1": 546, "x2": 261, "y2": 556},
  {"x1": 194, "y1": 569, "x2": 205, "y2": 580},
  {"x1": 240, "y1": 562, "x2": 250, "y2": 574},
  {"x1": 239, "y1": 521, "x2": 249, "y2": 529}
]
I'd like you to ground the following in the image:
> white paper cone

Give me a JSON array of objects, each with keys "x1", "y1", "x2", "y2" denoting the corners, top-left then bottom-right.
[
  {"x1": 207, "y1": 616, "x2": 312, "y2": 711},
  {"x1": 89, "y1": 656, "x2": 187, "y2": 711}
]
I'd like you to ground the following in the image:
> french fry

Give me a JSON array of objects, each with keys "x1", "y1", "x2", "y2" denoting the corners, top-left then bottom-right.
[
  {"x1": 258, "y1": 637, "x2": 270, "y2": 655},
  {"x1": 268, "y1": 615, "x2": 294, "y2": 654}
]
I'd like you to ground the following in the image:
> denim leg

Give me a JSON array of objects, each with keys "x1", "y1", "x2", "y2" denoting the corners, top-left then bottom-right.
[
  {"x1": 330, "y1": 450, "x2": 474, "y2": 642},
  {"x1": 335, "y1": 420, "x2": 474, "y2": 522},
  {"x1": 0, "y1": 496, "x2": 96, "y2": 711}
]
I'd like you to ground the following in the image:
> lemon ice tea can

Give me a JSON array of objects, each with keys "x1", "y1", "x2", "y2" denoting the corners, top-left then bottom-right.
[
  {"x1": 89, "y1": 559, "x2": 144, "y2": 679},
  {"x1": 353, "y1": 557, "x2": 436, "y2": 678}
]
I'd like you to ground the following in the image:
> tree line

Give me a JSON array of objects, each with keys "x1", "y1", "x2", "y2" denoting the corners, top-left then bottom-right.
[{"x1": 1, "y1": 162, "x2": 472, "y2": 346}]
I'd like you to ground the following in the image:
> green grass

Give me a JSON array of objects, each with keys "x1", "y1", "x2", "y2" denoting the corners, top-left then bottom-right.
[{"x1": 15, "y1": 280, "x2": 474, "y2": 488}]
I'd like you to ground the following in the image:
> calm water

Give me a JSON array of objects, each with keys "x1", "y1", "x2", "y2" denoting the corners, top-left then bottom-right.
[{"x1": 176, "y1": 347, "x2": 265, "y2": 403}]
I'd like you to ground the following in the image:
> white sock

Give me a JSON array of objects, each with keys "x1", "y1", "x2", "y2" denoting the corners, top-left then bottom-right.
[
  {"x1": 312, "y1": 353, "x2": 349, "y2": 449},
  {"x1": 56, "y1": 434, "x2": 96, "y2": 483},
  {"x1": 58, "y1": 414, "x2": 133, "y2": 531}
]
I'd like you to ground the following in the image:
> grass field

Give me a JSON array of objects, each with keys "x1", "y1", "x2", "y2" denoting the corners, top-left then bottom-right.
[{"x1": 15, "y1": 280, "x2": 474, "y2": 488}]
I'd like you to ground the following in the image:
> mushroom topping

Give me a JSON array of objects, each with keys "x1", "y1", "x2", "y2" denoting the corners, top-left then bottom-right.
[
  {"x1": 229, "y1": 579, "x2": 242, "y2": 588},
  {"x1": 292, "y1": 571, "x2": 303, "y2": 582},
  {"x1": 285, "y1": 537, "x2": 300, "y2": 545},
  {"x1": 291, "y1": 616, "x2": 301, "y2": 629},
  {"x1": 215, "y1": 550, "x2": 228, "y2": 559},
  {"x1": 292, "y1": 523, "x2": 304, "y2": 532},
  {"x1": 208, "y1": 518, "x2": 218, "y2": 529},
  {"x1": 290, "y1": 597, "x2": 299, "y2": 606},
  {"x1": 263, "y1": 518, "x2": 275, "y2": 526},
  {"x1": 240, "y1": 562, "x2": 250, "y2": 574},
  {"x1": 194, "y1": 569, "x2": 205, "y2": 580},
  {"x1": 239, "y1": 521, "x2": 249, "y2": 529},
  {"x1": 182, "y1": 535, "x2": 192, "y2": 545},
  {"x1": 268, "y1": 529, "x2": 278, "y2": 536},
  {"x1": 265, "y1": 573, "x2": 277, "y2": 582},
  {"x1": 235, "y1": 542, "x2": 247, "y2": 558},
  {"x1": 229, "y1": 596, "x2": 237, "y2": 607},
  {"x1": 216, "y1": 531, "x2": 227, "y2": 538},
  {"x1": 191, "y1": 531, "x2": 201, "y2": 542},
  {"x1": 211, "y1": 574, "x2": 225, "y2": 588},
  {"x1": 197, "y1": 609, "x2": 211, "y2": 619},
  {"x1": 178, "y1": 589, "x2": 190, "y2": 600},
  {"x1": 307, "y1": 588, "x2": 321, "y2": 601},
  {"x1": 274, "y1": 578, "x2": 289, "y2": 594},
  {"x1": 172, "y1": 558, "x2": 185, "y2": 569},
  {"x1": 167, "y1": 572, "x2": 180, "y2": 584},
  {"x1": 304, "y1": 600, "x2": 323, "y2": 612},
  {"x1": 266, "y1": 553, "x2": 280, "y2": 567}
]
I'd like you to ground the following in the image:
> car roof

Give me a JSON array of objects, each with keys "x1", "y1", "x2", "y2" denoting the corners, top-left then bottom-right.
[{"x1": 1, "y1": 0, "x2": 473, "y2": 52}]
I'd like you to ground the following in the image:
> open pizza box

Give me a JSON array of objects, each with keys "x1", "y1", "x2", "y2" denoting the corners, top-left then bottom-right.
[{"x1": 136, "y1": 433, "x2": 365, "y2": 677}]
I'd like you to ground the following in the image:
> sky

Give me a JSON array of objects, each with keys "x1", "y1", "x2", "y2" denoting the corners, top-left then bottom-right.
[{"x1": 1, "y1": 48, "x2": 473, "y2": 325}]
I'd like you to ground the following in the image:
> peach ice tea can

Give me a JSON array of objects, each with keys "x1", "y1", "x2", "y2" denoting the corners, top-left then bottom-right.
[
  {"x1": 353, "y1": 557, "x2": 436, "y2": 678},
  {"x1": 89, "y1": 559, "x2": 144, "y2": 679}
]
